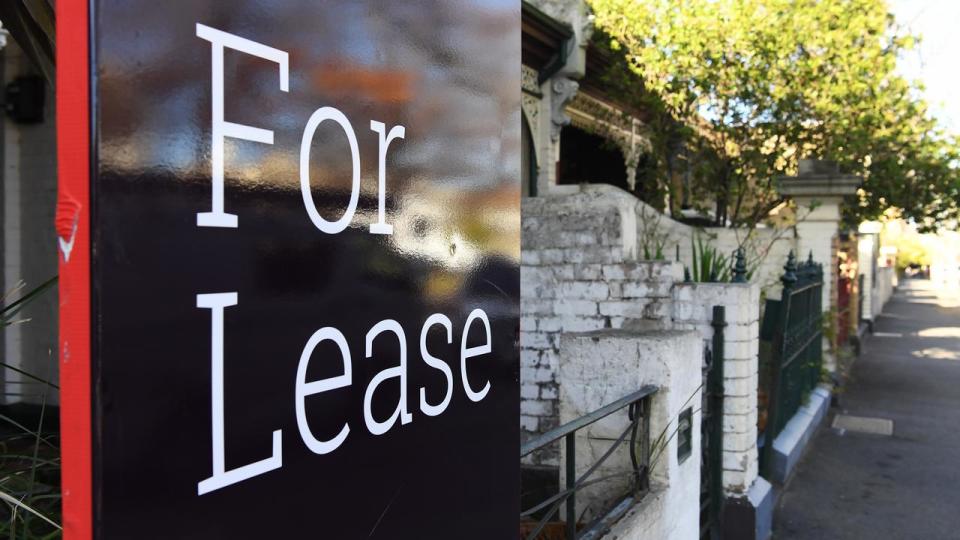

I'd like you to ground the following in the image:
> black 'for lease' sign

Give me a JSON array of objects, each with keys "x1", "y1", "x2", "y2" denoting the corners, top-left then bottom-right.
[{"x1": 57, "y1": 1, "x2": 520, "y2": 538}]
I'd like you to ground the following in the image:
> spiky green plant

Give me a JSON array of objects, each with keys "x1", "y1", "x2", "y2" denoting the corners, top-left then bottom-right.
[
  {"x1": 0, "y1": 276, "x2": 62, "y2": 539},
  {"x1": 688, "y1": 236, "x2": 731, "y2": 283}
]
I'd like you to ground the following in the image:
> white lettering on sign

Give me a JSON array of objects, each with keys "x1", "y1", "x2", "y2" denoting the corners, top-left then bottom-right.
[
  {"x1": 369, "y1": 121, "x2": 405, "y2": 235},
  {"x1": 193, "y1": 26, "x2": 495, "y2": 496},
  {"x1": 195, "y1": 24, "x2": 289, "y2": 229},
  {"x1": 195, "y1": 24, "x2": 406, "y2": 235},
  {"x1": 295, "y1": 327, "x2": 352, "y2": 455},
  {"x1": 419, "y1": 314, "x2": 454, "y2": 417},
  {"x1": 299, "y1": 107, "x2": 361, "y2": 234},
  {"x1": 461, "y1": 309, "x2": 493, "y2": 402},
  {"x1": 363, "y1": 320, "x2": 413, "y2": 435},
  {"x1": 196, "y1": 293, "x2": 283, "y2": 495}
]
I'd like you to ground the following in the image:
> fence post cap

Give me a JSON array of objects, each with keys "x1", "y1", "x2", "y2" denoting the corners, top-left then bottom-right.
[
  {"x1": 732, "y1": 247, "x2": 748, "y2": 283},
  {"x1": 782, "y1": 250, "x2": 798, "y2": 287}
]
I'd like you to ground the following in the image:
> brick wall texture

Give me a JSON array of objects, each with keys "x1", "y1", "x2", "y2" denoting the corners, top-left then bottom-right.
[{"x1": 520, "y1": 196, "x2": 682, "y2": 464}]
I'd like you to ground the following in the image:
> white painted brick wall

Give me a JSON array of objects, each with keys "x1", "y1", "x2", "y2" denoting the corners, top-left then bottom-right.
[
  {"x1": 672, "y1": 281, "x2": 761, "y2": 496},
  {"x1": 520, "y1": 191, "x2": 684, "y2": 464},
  {"x1": 521, "y1": 185, "x2": 779, "y2": 489}
]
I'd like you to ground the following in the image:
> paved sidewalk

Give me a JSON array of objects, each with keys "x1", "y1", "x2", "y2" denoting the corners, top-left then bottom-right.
[{"x1": 774, "y1": 279, "x2": 960, "y2": 539}]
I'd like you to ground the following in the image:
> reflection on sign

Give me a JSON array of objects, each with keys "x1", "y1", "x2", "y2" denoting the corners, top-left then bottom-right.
[{"x1": 193, "y1": 25, "x2": 494, "y2": 495}]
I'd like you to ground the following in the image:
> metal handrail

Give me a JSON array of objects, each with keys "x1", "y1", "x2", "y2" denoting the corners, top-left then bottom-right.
[
  {"x1": 520, "y1": 385, "x2": 658, "y2": 458},
  {"x1": 520, "y1": 385, "x2": 658, "y2": 540}
]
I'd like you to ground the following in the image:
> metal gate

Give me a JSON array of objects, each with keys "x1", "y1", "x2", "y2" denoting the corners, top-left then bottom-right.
[
  {"x1": 700, "y1": 306, "x2": 725, "y2": 539},
  {"x1": 760, "y1": 251, "x2": 824, "y2": 475}
]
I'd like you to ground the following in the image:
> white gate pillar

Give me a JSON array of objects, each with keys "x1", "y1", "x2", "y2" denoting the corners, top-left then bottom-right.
[{"x1": 778, "y1": 160, "x2": 860, "y2": 372}]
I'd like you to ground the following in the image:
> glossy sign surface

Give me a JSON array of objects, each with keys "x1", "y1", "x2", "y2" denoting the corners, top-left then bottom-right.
[{"x1": 92, "y1": 1, "x2": 520, "y2": 537}]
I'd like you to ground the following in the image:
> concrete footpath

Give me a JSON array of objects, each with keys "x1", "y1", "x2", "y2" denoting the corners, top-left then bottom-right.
[{"x1": 774, "y1": 279, "x2": 960, "y2": 539}]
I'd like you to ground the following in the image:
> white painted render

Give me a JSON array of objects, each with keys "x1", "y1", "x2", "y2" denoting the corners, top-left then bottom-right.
[
  {"x1": 1, "y1": 42, "x2": 59, "y2": 405},
  {"x1": 560, "y1": 329, "x2": 702, "y2": 540}
]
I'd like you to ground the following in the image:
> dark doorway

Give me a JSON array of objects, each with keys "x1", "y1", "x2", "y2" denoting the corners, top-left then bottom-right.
[{"x1": 557, "y1": 124, "x2": 627, "y2": 191}]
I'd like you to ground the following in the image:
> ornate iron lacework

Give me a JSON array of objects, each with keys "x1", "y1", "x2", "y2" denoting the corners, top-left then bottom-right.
[{"x1": 521, "y1": 64, "x2": 541, "y2": 96}]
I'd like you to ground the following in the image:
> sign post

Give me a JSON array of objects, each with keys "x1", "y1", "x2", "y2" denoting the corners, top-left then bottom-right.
[{"x1": 57, "y1": 2, "x2": 520, "y2": 538}]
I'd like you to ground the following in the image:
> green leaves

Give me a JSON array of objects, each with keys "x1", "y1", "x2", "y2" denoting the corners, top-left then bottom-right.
[
  {"x1": 0, "y1": 278, "x2": 61, "y2": 538},
  {"x1": 688, "y1": 235, "x2": 731, "y2": 283},
  {"x1": 589, "y1": 0, "x2": 960, "y2": 229},
  {"x1": 1, "y1": 277, "x2": 57, "y2": 328}
]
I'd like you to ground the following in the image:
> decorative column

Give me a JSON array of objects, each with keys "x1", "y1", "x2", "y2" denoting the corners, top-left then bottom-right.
[
  {"x1": 549, "y1": 77, "x2": 579, "y2": 142},
  {"x1": 778, "y1": 160, "x2": 860, "y2": 372}
]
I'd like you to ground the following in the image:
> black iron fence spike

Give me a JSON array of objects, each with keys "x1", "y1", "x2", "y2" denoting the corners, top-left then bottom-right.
[
  {"x1": 731, "y1": 247, "x2": 748, "y2": 283},
  {"x1": 782, "y1": 250, "x2": 798, "y2": 287}
]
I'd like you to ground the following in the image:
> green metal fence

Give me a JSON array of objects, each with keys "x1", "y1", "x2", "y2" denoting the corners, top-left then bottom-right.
[{"x1": 760, "y1": 251, "x2": 823, "y2": 474}]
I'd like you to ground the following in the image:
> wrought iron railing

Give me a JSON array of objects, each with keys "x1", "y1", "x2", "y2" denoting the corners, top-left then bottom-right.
[
  {"x1": 760, "y1": 251, "x2": 823, "y2": 475},
  {"x1": 519, "y1": 386, "x2": 658, "y2": 540}
]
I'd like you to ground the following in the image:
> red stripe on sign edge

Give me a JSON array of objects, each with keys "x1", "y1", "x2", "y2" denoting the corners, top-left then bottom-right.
[{"x1": 56, "y1": 0, "x2": 92, "y2": 538}]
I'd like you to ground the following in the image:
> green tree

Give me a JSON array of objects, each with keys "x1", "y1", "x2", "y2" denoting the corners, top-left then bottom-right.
[{"x1": 589, "y1": 0, "x2": 960, "y2": 229}]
